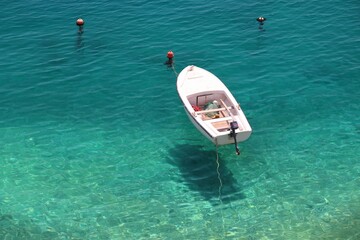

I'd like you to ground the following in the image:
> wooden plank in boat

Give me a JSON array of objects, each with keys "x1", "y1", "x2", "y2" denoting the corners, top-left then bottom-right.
[{"x1": 212, "y1": 121, "x2": 229, "y2": 131}]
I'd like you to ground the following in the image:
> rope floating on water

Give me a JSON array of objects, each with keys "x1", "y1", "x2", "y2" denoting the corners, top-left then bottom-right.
[
  {"x1": 215, "y1": 143, "x2": 226, "y2": 235},
  {"x1": 171, "y1": 65, "x2": 178, "y2": 76},
  {"x1": 216, "y1": 144, "x2": 223, "y2": 204}
]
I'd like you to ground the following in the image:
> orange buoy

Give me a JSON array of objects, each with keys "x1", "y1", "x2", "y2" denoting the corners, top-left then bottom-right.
[
  {"x1": 76, "y1": 18, "x2": 84, "y2": 26},
  {"x1": 167, "y1": 51, "x2": 174, "y2": 59}
]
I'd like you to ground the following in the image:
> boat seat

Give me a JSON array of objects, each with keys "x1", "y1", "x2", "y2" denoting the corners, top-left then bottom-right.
[
  {"x1": 206, "y1": 116, "x2": 232, "y2": 131},
  {"x1": 211, "y1": 121, "x2": 230, "y2": 131},
  {"x1": 205, "y1": 116, "x2": 233, "y2": 123},
  {"x1": 195, "y1": 107, "x2": 227, "y2": 115}
]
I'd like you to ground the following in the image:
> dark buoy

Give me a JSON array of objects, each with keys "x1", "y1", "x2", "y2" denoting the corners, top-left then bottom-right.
[
  {"x1": 256, "y1": 16, "x2": 266, "y2": 29},
  {"x1": 165, "y1": 51, "x2": 174, "y2": 67},
  {"x1": 256, "y1": 16, "x2": 266, "y2": 24},
  {"x1": 76, "y1": 18, "x2": 84, "y2": 33}
]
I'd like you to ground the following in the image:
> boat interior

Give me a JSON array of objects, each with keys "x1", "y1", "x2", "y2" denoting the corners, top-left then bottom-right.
[{"x1": 187, "y1": 91, "x2": 240, "y2": 132}]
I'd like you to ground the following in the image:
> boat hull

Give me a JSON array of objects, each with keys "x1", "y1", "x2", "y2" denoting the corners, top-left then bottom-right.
[{"x1": 177, "y1": 65, "x2": 252, "y2": 146}]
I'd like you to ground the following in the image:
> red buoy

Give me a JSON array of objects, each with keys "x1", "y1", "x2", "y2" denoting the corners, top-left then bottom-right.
[
  {"x1": 167, "y1": 51, "x2": 174, "y2": 59},
  {"x1": 76, "y1": 18, "x2": 84, "y2": 26}
]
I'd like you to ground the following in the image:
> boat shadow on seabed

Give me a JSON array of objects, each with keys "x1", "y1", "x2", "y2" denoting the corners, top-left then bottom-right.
[{"x1": 167, "y1": 144, "x2": 245, "y2": 206}]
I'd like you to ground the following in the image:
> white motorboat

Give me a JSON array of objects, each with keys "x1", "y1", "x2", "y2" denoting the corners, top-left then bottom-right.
[{"x1": 177, "y1": 65, "x2": 252, "y2": 154}]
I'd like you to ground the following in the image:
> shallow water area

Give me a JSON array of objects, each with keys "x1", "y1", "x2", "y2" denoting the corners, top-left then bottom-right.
[{"x1": 0, "y1": 0, "x2": 359, "y2": 239}]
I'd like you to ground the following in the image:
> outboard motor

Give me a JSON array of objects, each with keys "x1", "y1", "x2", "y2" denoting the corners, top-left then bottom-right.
[{"x1": 230, "y1": 121, "x2": 240, "y2": 155}]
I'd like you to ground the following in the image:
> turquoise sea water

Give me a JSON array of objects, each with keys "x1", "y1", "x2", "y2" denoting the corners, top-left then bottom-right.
[{"x1": 1, "y1": 0, "x2": 359, "y2": 239}]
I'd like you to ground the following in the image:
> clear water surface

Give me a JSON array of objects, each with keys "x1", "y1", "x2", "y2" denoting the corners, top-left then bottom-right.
[{"x1": 0, "y1": 0, "x2": 359, "y2": 239}]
